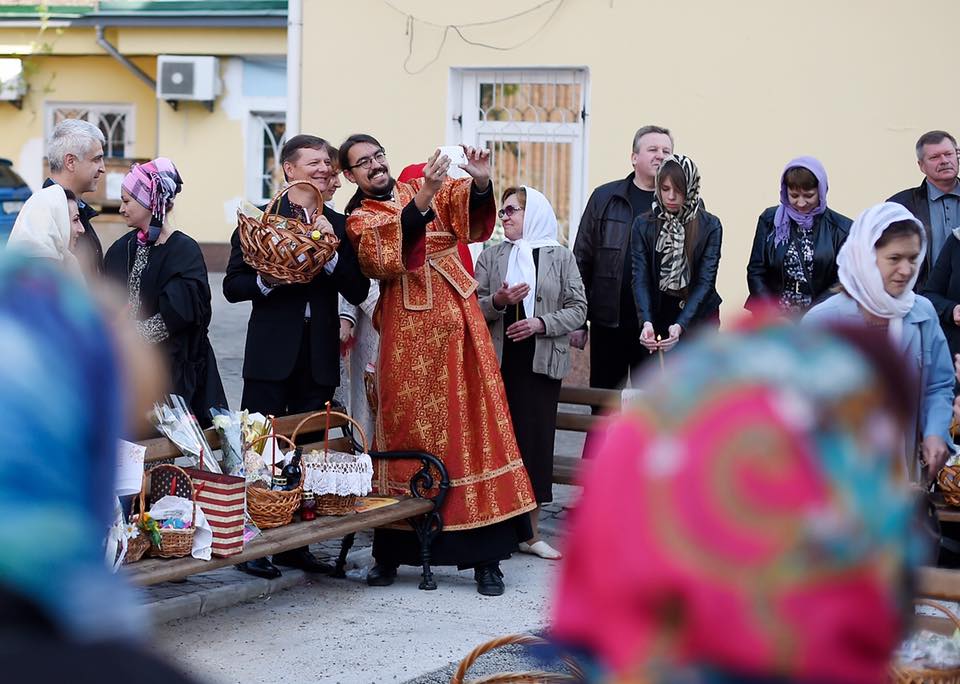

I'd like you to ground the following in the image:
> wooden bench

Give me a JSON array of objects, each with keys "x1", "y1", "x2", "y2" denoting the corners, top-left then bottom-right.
[
  {"x1": 125, "y1": 411, "x2": 449, "y2": 590},
  {"x1": 552, "y1": 386, "x2": 619, "y2": 485}
]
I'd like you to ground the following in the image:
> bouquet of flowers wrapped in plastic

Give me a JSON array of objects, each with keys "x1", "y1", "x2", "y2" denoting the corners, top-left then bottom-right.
[{"x1": 152, "y1": 394, "x2": 220, "y2": 473}]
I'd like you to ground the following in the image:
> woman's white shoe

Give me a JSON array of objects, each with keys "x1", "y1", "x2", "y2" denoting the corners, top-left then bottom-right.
[{"x1": 518, "y1": 540, "x2": 562, "y2": 560}]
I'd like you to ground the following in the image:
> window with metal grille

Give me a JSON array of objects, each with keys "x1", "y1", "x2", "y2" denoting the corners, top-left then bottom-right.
[
  {"x1": 251, "y1": 112, "x2": 286, "y2": 203},
  {"x1": 46, "y1": 103, "x2": 135, "y2": 159},
  {"x1": 450, "y1": 68, "x2": 589, "y2": 246}
]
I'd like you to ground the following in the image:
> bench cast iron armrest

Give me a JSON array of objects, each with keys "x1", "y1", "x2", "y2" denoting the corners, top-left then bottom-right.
[{"x1": 334, "y1": 449, "x2": 449, "y2": 590}]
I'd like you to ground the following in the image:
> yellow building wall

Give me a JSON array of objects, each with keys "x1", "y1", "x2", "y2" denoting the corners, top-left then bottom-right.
[
  {"x1": 156, "y1": 64, "x2": 247, "y2": 247},
  {"x1": 0, "y1": 24, "x2": 282, "y2": 246},
  {"x1": 306, "y1": 0, "x2": 955, "y2": 320},
  {"x1": 0, "y1": 55, "x2": 158, "y2": 187}
]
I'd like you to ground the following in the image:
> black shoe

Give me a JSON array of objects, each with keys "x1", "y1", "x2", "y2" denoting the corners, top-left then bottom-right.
[
  {"x1": 273, "y1": 548, "x2": 334, "y2": 574},
  {"x1": 236, "y1": 557, "x2": 281, "y2": 580},
  {"x1": 474, "y1": 564, "x2": 504, "y2": 596},
  {"x1": 366, "y1": 564, "x2": 398, "y2": 586}
]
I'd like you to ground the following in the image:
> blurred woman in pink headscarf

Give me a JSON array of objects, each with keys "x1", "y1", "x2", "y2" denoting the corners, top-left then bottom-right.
[
  {"x1": 551, "y1": 319, "x2": 923, "y2": 684},
  {"x1": 104, "y1": 158, "x2": 226, "y2": 427}
]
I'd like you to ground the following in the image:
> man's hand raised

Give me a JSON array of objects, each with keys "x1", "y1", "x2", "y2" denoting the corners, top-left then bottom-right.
[
  {"x1": 460, "y1": 145, "x2": 491, "y2": 192},
  {"x1": 414, "y1": 149, "x2": 450, "y2": 212}
]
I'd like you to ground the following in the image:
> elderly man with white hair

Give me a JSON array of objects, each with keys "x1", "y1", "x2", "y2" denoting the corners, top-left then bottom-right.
[{"x1": 42, "y1": 119, "x2": 106, "y2": 273}]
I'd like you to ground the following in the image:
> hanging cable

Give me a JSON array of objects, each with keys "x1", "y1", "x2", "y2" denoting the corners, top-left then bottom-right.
[{"x1": 383, "y1": 0, "x2": 567, "y2": 75}]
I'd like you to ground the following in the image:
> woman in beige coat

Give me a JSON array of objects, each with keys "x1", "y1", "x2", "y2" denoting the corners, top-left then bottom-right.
[{"x1": 476, "y1": 186, "x2": 587, "y2": 560}]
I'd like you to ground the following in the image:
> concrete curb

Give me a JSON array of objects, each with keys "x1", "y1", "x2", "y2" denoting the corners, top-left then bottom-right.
[
  {"x1": 146, "y1": 568, "x2": 310, "y2": 625},
  {"x1": 144, "y1": 546, "x2": 376, "y2": 625}
]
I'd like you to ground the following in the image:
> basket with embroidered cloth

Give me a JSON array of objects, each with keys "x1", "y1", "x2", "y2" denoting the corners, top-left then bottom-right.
[
  {"x1": 294, "y1": 410, "x2": 373, "y2": 516},
  {"x1": 237, "y1": 180, "x2": 339, "y2": 284}
]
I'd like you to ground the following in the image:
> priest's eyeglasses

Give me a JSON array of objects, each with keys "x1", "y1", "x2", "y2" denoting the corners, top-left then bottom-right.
[
  {"x1": 348, "y1": 150, "x2": 387, "y2": 171},
  {"x1": 497, "y1": 206, "x2": 524, "y2": 219}
]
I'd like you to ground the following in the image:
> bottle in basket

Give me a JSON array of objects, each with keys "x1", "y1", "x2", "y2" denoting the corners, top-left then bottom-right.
[
  {"x1": 300, "y1": 491, "x2": 317, "y2": 521},
  {"x1": 281, "y1": 451, "x2": 303, "y2": 490}
]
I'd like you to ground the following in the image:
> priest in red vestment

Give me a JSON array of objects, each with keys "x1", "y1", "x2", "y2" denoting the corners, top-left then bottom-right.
[{"x1": 340, "y1": 134, "x2": 536, "y2": 596}]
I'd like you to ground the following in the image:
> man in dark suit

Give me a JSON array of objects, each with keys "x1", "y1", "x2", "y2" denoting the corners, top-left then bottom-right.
[
  {"x1": 224, "y1": 135, "x2": 370, "y2": 578},
  {"x1": 43, "y1": 119, "x2": 106, "y2": 273},
  {"x1": 888, "y1": 129, "x2": 960, "y2": 289}
]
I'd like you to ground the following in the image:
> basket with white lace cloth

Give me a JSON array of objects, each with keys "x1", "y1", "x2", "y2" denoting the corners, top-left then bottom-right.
[{"x1": 293, "y1": 410, "x2": 373, "y2": 516}]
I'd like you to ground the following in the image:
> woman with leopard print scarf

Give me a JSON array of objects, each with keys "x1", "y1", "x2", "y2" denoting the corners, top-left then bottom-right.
[{"x1": 631, "y1": 154, "x2": 723, "y2": 359}]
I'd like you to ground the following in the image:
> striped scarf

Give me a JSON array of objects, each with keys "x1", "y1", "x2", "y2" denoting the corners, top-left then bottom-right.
[{"x1": 654, "y1": 154, "x2": 701, "y2": 293}]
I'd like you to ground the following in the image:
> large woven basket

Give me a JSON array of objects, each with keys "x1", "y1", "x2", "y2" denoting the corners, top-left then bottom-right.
[
  {"x1": 237, "y1": 180, "x2": 339, "y2": 284},
  {"x1": 451, "y1": 634, "x2": 582, "y2": 684},
  {"x1": 891, "y1": 600, "x2": 960, "y2": 684},
  {"x1": 293, "y1": 409, "x2": 370, "y2": 516},
  {"x1": 137, "y1": 464, "x2": 197, "y2": 559},
  {"x1": 123, "y1": 522, "x2": 151, "y2": 564},
  {"x1": 246, "y1": 431, "x2": 303, "y2": 529},
  {"x1": 122, "y1": 473, "x2": 152, "y2": 564}
]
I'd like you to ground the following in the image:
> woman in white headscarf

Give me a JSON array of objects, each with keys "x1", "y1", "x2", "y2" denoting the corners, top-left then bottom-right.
[
  {"x1": 6, "y1": 184, "x2": 86, "y2": 275},
  {"x1": 805, "y1": 201, "x2": 954, "y2": 483},
  {"x1": 476, "y1": 186, "x2": 586, "y2": 560}
]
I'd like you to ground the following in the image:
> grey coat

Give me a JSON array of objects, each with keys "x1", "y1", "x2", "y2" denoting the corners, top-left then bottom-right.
[{"x1": 476, "y1": 242, "x2": 587, "y2": 380}]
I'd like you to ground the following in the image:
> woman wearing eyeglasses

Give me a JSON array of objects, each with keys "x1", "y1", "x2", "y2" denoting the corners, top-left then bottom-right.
[
  {"x1": 476, "y1": 186, "x2": 586, "y2": 560},
  {"x1": 632, "y1": 154, "x2": 722, "y2": 356}
]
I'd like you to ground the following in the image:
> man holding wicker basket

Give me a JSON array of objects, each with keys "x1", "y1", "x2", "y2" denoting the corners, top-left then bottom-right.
[{"x1": 224, "y1": 134, "x2": 370, "y2": 579}]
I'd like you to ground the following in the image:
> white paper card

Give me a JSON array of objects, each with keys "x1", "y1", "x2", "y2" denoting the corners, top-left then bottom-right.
[{"x1": 116, "y1": 440, "x2": 146, "y2": 496}]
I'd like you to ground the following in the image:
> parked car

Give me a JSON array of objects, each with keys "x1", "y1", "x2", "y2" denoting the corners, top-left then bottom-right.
[{"x1": 0, "y1": 159, "x2": 32, "y2": 242}]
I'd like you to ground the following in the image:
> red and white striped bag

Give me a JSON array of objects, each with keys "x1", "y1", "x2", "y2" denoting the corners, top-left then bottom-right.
[{"x1": 185, "y1": 468, "x2": 246, "y2": 557}]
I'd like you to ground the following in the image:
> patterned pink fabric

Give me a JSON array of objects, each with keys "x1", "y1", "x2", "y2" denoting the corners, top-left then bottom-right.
[
  {"x1": 550, "y1": 323, "x2": 915, "y2": 683},
  {"x1": 121, "y1": 157, "x2": 182, "y2": 242}
]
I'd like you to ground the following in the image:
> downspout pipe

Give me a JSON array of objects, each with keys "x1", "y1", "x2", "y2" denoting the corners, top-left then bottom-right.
[
  {"x1": 286, "y1": 0, "x2": 302, "y2": 138},
  {"x1": 95, "y1": 25, "x2": 156, "y2": 91}
]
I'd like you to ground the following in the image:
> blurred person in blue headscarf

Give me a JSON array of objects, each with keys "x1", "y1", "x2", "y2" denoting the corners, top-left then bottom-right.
[{"x1": 0, "y1": 255, "x2": 198, "y2": 682}]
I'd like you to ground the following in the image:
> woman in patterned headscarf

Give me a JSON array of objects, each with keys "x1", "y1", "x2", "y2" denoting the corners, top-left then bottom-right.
[
  {"x1": 104, "y1": 157, "x2": 226, "y2": 427},
  {"x1": 745, "y1": 157, "x2": 851, "y2": 315},
  {"x1": 631, "y1": 154, "x2": 722, "y2": 358},
  {"x1": 551, "y1": 319, "x2": 922, "y2": 684}
]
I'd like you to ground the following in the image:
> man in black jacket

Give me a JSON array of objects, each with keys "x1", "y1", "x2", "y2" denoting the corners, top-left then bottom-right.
[
  {"x1": 224, "y1": 135, "x2": 370, "y2": 578},
  {"x1": 888, "y1": 129, "x2": 960, "y2": 289},
  {"x1": 572, "y1": 125, "x2": 673, "y2": 390},
  {"x1": 43, "y1": 119, "x2": 106, "y2": 273}
]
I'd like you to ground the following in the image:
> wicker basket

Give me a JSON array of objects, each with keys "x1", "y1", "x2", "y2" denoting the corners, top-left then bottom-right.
[
  {"x1": 451, "y1": 634, "x2": 582, "y2": 684},
  {"x1": 293, "y1": 409, "x2": 370, "y2": 516},
  {"x1": 237, "y1": 180, "x2": 340, "y2": 284},
  {"x1": 246, "y1": 431, "x2": 303, "y2": 529},
  {"x1": 123, "y1": 522, "x2": 151, "y2": 564},
  {"x1": 146, "y1": 464, "x2": 197, "y2": 559},
  {"x1": 891, "y1": 600, "x2": 960, "y2": 684},
  {"x1": 938, "y1": 466, "x2": 960, "y2": 507}
]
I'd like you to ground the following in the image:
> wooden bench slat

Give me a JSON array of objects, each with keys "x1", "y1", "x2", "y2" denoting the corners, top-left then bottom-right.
[
  {"x1": 916, "y1": 566, "x2": 960, "y2": 601},
  {"x1": 125, "y1": 497, "x2": 433, "y2": 586},
  {"x1": 559, "y1": 386, "x2": 620, "y2": 407},
  {"x1": 556, "y1": 412, "x2": 596, "y2": 433},
  {"x1": 553, "y1": 455, "x2": 581, "y2": 485},
  {"x1": 144, "y1": 412, "x2": 356, "y2": 464}
]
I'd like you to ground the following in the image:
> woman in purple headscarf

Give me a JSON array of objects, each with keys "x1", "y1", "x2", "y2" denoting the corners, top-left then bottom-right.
[
  {"x1": 746, "y1": 157, "x2": 852, "y2": 315},
  {"x1": 104, "y1": 158, "x2": 227, "y2": 427}
]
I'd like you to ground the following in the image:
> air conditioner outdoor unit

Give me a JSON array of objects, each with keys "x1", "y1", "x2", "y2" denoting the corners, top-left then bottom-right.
[{"x1": 156, "y1": 55, "x2": 221, "y2": 103}]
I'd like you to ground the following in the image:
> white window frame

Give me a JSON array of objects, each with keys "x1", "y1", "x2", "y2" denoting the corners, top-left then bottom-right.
[
  {"x1": 245, "y1": 109, "x2": 287, "y2": 205},
  {"x1": 44, "y1": 102, "x2": 136, "y2": 159},
  {"x1": 448, "y1": 67, "x2": 590, "y2": 245}
]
